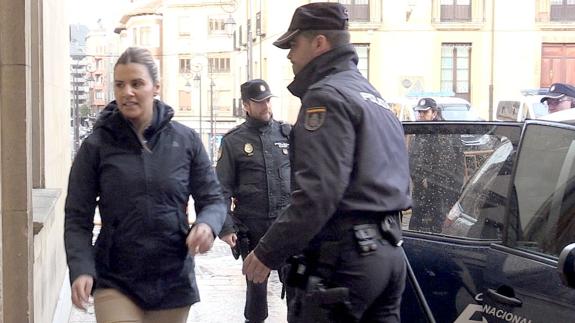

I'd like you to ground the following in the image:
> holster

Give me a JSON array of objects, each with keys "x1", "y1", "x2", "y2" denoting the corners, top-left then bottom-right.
[
  {"x1": 352, "y1": 213, "x2": 403, "y2": 256},
  {"x1": 289, "y1": 272, "x2": 350, "y2": 323},
  {"x1": 232, "y1": 231, "x2": 250, "y2": 260}
]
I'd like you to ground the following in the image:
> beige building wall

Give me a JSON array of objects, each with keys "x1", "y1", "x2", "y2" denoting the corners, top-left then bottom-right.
[
  {"x1": 35, "y1": 0, "x2": 73, "y2": 322},
  {"x1": 0, "y1": 0, "x2": 71, "y2": 321}
]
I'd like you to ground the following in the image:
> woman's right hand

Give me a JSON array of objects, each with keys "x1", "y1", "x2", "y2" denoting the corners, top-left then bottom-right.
[{"x1": 71, "y1": 274, "x2": 94, "y2": 310}]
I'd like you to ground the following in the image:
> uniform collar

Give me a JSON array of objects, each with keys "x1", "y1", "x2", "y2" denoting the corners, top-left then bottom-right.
[
  {"x1": 245, "y1": 115, "x2": 272, "y2": 131},
  {"x1": 288, "y1": 44, "x2": 358, "y2": 98}
]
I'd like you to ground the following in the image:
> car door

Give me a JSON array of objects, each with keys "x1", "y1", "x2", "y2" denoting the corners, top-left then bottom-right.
[
  {"x1": 401, "y1": 122, "x2": 523, "y2": 323},
  {"x1": 482, "y1": 121, "x2": 575, "y2": 323}
]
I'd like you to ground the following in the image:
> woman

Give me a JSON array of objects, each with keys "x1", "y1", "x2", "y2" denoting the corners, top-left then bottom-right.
[{"x1": 64, "y1": 47, "x2": 226, "y2": 322}]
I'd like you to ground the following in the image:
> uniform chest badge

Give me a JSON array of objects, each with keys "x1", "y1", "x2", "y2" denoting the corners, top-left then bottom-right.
[
  {"x1": 304, "y1": 107, "x2": 326, "y2": 131},
  {"x1": 244, "y1": 143, "x2": 254, "y2": 156},
  {"x1": 282, "y1": 148, "x2": 288, "y2": 155}
]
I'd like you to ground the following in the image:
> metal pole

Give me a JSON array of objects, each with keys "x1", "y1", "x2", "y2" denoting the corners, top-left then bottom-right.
[
  {"x1": 247, "y1": 0, "x2": 253, "y2": 80},
  {"x1": 210, "y1": 79, "x2": 215, "y2": 163},
  {"x1": 73, "y1": 58, "x2": 81, "y2": 155},
  {"x1": 73, "y1": 78, "x2": 80, "y2": 154},
  {"x1": 199, "y1": 76, "x2": 202, "y2": 142}
]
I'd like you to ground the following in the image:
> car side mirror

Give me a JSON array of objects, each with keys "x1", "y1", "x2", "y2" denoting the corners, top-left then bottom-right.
[{"x1": 558, "y1": 243, "x2": 575, "y2": 288}]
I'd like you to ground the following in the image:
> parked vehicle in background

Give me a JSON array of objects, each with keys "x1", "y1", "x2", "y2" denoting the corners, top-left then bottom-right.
[
  {"x1": 495, "y1": 89, "x2": 549, "y2": 121},
  {"x1": 539, "y1": 107, "x2": 575, "y2": 122},
  {"x1": 386, "y1": 97, "x2": 417, "y2": 121},
  {"x1": 402, "y1": 119, "x2": 575, "y2": 323},
  {"x1": 430, "y1": 97, "x2": 483, "y2": 121},
  {"x1": 389, "y1": 95, "x2": 481, "y2": 121}
]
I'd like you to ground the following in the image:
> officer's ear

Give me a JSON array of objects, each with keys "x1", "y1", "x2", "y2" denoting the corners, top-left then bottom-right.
[
  {"x1": 313, "y1": 34, "x2": 332, "y2": 56},
  {"x1": 242, "y1": 100, "x2": 251, "y2": 115}
]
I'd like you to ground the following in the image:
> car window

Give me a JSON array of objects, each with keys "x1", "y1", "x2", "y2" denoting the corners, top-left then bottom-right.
[
  {"x1": 404, "y1": 123, "x2": 521, "y2": 236},
  {"x1": 443, "y1": 140, "x2": 515, "y2": 239},
  {"x1": 508, "y1": 123, "x2": 575, "y2": 257},
  {"x1": 441, "y1": 104, "x2": 479, "y2": 121}
]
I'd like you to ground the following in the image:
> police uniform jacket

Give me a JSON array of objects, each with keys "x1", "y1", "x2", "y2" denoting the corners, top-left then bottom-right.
[
  {"x1": 64, "y1": 100, "x2": 226, "y2": 310},
  {"x1": 217, "y1": 116, "x2": 291, "y2": 236},
  {"x1": 254, "y1": 44, "x2": 412, "y2": 269}
]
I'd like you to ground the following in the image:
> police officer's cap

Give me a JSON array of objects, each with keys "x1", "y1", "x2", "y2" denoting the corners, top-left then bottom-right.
[
  {"x1": 540, "y1": 83, "x2": 575, "y2": 103},
  {"x1": 241, "y1": 79, "x2": 274, "y2": 102},
  {"x1": 273, "y1": 3, "x2": 349, "y2": 49},
  {"x1": 414, "y1": 98, "x2": 438, "y2": 111}
]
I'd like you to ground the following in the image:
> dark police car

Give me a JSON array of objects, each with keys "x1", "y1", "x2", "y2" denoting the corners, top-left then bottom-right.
[{"x1": 402, "y1": 120, "x2": 575, "y2": 323}]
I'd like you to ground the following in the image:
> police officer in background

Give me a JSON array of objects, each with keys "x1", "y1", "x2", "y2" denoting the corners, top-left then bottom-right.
[
  {"x1": 216, "y1": 79, "x2": 291, "y2": 323},
  {"x1": 540, "y1": 82, "x2": 575, "y2": 114},
  {"x1": 409, "y1": 98, "x2": 464, "y2": 233},
  {"x1": 242, "y1": 3, "x2": 411, "y2": 323}
]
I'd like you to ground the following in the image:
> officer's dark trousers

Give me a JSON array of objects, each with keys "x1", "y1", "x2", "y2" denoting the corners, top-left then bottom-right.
[
  {"x1": 241, "y1": 218, "x2": 278, "y2": 322},
  {"x1": 288, "y1": 217, "x2": 406, "y2": 323}
]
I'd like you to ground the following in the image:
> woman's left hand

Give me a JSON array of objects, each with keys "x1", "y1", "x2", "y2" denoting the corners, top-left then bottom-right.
[{"x1": 186, "y1": 223, "x2": 215, "y2": 255}]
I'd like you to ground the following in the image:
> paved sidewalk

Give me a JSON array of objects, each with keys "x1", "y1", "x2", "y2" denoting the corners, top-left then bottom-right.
[{"x1": 68, "y1": 239, "x2": 288, "y2": 323}]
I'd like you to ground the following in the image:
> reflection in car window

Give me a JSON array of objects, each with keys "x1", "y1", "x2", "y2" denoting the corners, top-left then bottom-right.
[
  {"x1": 404, "y1": 124, "x2": 522, "y2": 237},
  {"x1": 443, "y1": 140, "x2": 515, "y2": 239},
  {"x1": 406, "y1": 129, "x2": 506, "y2": 235},
  {"x1": 441, "y1": 105, "x2": 477, "y2": 121},
  {"x1": 407, "y1": 133, "x2": 466, "y2": 233},
  {"x1": 511, "y1": 124, "x2": 575, "y2": 257}
]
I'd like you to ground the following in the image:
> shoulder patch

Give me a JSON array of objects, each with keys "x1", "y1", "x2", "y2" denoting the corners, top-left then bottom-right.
[{"x1": 304, "y1": 107, "x2": 326, "y2": 131}]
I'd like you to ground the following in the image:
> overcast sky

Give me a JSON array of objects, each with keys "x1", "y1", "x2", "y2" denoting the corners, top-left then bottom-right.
[{"x1": 67, "y1": 0, "x2": 129, "y2": 29}]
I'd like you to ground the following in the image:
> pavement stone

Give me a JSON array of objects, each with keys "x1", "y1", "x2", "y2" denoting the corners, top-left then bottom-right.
[{"x1": 68, "y1": 239, "x2": 288, "y2": 323}]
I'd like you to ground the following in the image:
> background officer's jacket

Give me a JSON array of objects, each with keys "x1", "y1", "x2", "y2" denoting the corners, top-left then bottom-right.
[{"x1": 216, "y1": 116, "x2": 291, "y2": 236}]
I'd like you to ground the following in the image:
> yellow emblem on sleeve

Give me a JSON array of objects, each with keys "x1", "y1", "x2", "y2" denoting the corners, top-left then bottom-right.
[{"x1": 304, "y1": 107, "x2": 326, "y2": 131}]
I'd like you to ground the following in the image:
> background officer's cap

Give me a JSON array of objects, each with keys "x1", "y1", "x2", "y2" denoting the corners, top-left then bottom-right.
[
  {"x1": 540, "y1": 83, "x2": 575, "y2": 103},
  {"x1": 414, "y1": 98, "x2": 438, "y2": 111},
  {"x1": 273, "y1": 2, "x2": 349, "y2": 49},
  {"x1": 241, "y1": 79, "x2": 274, "y2": 102}
]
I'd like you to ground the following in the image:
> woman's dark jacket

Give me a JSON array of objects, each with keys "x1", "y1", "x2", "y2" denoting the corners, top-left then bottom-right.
[{"x1": 64, "y1": 100, "x2": 226, "y2": 310}]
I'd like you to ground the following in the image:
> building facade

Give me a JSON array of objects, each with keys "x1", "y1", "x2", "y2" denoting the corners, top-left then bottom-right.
[{"x1": 224, "y1": 0, "x2": 575, "y2": 120}]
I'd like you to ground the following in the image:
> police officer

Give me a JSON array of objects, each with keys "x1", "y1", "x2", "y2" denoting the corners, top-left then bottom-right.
[
  {"x1": 243, "y1": 3, "x2": 411, "y2": 323},
  {"x1": 540, "y1": 82, "x2": 575, "y2": 114},
  {"x1": 409, "y1": 98, "x2": 464, "y2": 233},
  {"x1": 216, "y1": 79, "x2": 291, "y2": 323}
]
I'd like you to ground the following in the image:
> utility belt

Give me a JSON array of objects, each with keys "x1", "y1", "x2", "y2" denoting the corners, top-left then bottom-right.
[
  {"x1": 310, "y1": 210, "x2": 403, "y2": 256},
  {"x1": 284, "y1": 210, "x2": 403, "y2": 291}
]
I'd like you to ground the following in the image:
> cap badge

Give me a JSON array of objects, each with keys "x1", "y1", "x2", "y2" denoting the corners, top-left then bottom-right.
[
  {"x1": 260, "y1": 85, "x2": 266, "y2": 92},
  {"x1": 419, "y1": 99, "x2": 425, "y2": 105},
  {"x1": 244, "y1": 143, "x2": 254, "y2": 156},
  {"x1": 550, "y1": 85, "x2": 556, "y2": 92},
  {"x1": 304, "y1": 107, "x2": 326, "y2": 131}
]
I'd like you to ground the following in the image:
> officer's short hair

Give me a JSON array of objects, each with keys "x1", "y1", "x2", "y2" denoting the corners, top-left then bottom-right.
[{"x1": 299, "y1": 29, "x2": 350, "y2": 48}]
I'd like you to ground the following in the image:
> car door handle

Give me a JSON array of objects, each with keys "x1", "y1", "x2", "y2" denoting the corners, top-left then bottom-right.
[{"x1": 486, "y1": 288, "x2": 523, "y2": 307}]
